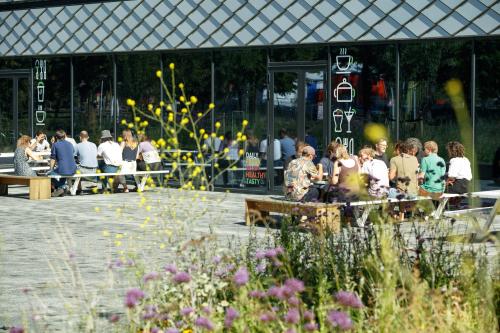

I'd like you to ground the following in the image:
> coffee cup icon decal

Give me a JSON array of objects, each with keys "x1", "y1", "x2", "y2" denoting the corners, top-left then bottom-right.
[
  {"x1": 334, "y1": 78, "x2": 355, "y2": 103},
  {"x1": 35, "y1": 109, "x2": 46, "y2": 125},
  {"x1": 333, "y1": 109, "x2": 343, "y2": 133},
  {"x1": 336, "y1": 54, "x2": 353, "y2": 71},
  {"x1": 37, "y1": 82, "x2": 45, "y2": 102}
]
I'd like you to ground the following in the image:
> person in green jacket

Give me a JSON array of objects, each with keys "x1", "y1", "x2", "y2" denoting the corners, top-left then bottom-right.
[{"x1": 418, "y1": 141, "x2": 446, "y2": 200}]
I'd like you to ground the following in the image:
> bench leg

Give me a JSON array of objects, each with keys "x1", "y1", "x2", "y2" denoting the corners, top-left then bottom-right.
[
  {"x1": 68, "y1": 178, "x2": 80, "y2": 196},
  {"x1": 134, "y1": 175, "x2": 148, "y2": 192},
  {"x1": 0, "y1": 184, "x2": 7, "y2": 196},
  {"x1": 356, "y1": 206, "x2": 375, "y2": 227},
  {"x1": 245, "y1": 201, "x2": 268, "y2": 226},
  {"x1": 433, "y1": 197, "x2": 449, "y2": 219},
  {"x1": 473, "y1": 198, "x2": 500, "y2": 242},
  {"x1": 29, "y1": 178, "x2": 51, "y2": 200}
]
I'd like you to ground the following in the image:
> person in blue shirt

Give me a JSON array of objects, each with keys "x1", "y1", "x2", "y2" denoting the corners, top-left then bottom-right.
[
  {"x1": 279, "y1": 128, "x2": 295, "y2": 161},
  {"x1": 49, "y1": 129, "x2": 77, "y2": 197}
]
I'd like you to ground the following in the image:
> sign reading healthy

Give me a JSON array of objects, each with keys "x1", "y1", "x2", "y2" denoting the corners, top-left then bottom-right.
[
  {"x1": 333, "y1": 48, "x2": 355, "y2": 155},
  {"x1": 34, "y1": 59, "x2": 47, "y2": 126}
]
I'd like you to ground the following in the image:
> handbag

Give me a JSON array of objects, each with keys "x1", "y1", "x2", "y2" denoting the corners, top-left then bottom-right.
[{"x1": 142, "y1": 150, "x2": 161, "y2": 164}]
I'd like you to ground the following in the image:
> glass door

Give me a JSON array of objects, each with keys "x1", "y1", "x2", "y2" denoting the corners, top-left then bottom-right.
[
  {"x1": 268, "y1": 62, "x2": 327, "y2": 193},
  {"x1": 0, "y1": 70, "x2": 32, "y2": 153}
]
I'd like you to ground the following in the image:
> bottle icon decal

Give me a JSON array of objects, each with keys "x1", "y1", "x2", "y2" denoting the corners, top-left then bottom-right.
[{"x1": 37, "y1": 82, "x2": 45, "y2": 102}]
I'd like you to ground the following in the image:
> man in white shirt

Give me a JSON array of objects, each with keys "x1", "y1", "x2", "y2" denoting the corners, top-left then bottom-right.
[
  {"x1": 97, "y1": 130, "x2": 122, "y2": 191},
  {"x1": 30, "y1": 130, "x2": 50, "y2": 152},
  {"x1": 259, "y1": 138, "x2": 281, "y2": 165},
  {"x1": 359, "y1": 147, "x2": 389, "y2": 198}
]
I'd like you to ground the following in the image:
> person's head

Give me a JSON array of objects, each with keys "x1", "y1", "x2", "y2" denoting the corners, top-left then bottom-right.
[
  {"x1": 295, "y1": 140, "x2": 307, "y2": 157},
  {"x1": 122, "y1": 129, "x2": 134, "y2": 142},
  {"x1": 326, "y1": 141, "x2": 340, "y2": 160},
  {"x1": 279, "y1": 128, "x2": 288, "y2": 139},
  {"x1": 375, "y1": 138, "x2": 387, "y2": 154},
  {"x1": 138, "y1": 134, "x2": 150, "y2": 143},
  {"x1": 301, "y1": 145, "x2": 316, "y2": 160},
  {"x1": 79, "y1": 130, "x2": 89, "y2": 142},
  {"x1": 358, "y1": 147, "x2": 375, "y2": 164},
  {"x1": 17, "y1": 135, "x2": 31, "y2": 148},
  {"x1": 334, "y1": 144, "x2": 350, "y2": 160},
  {"x1": 100, "y1": 129, "x2": 113, "y2": 143},
  {"x1": 446, "y1": 141, "x2": 465, "y2": 158},
  {"x1": 423, "y1": 141, "x2": 438, "y2": 156},
  {"x1": 406, "y1": 137, "x2": 422, "y2": 154},
  {"x1": 403, "y1": 139, "x2": 418, "y2": 156},
  {"x1": 55, "y1": 130, "x2": 66, "y2": 141},
  {"x1": 35, "y1": 130, "x2": 46, "y2": 141},
  {"x1": 393, "y1": 140, "x2": 403, "y2": 156}
]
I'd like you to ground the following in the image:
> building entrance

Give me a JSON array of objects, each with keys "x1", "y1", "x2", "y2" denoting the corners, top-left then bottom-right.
[
  {"x1": 0, "y1": 69, "x2": 32, "y2": 152},
  {"x1": 267, "y1": 61, "x2": 328, "y2": 193}
]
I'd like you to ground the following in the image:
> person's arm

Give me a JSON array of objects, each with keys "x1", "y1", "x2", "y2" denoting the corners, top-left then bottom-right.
[
  {"x1": 49, "y1": 144, "x2": 56, "y2": 169},
  {"x1": 330, "y1": 161, "x2": 340, "y2": 185},
  {"x1": 25, "y1": 147, "x2": 41, "y2": 161},
  {"x1": 389, "y1": 158, "x2": 397, "y2": 181},
  {"x1": 313, "y1": 163, "x2": 323, "y2": 181}
]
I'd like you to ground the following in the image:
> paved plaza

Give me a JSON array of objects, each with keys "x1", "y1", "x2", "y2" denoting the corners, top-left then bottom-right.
[{"x1": 0, "y1": 184, "x2": 498, "y2": 332}]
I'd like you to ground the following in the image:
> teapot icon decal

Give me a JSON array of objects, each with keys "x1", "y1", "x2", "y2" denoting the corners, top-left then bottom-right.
[{"x1": 334, "y1": 78, "x2": 355, "y2": 103}]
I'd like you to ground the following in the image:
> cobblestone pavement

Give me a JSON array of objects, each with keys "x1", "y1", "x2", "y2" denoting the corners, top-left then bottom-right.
[
  {"x1": 0, "y1": 184, "x2": 497, "y2": 332},
  {"x1": 0, "y1": 185, "x2": 269, "y2": 332}
]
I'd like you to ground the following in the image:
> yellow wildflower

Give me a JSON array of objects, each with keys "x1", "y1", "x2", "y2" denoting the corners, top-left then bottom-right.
[
  {"x1": 167, "y1": 104, "x2": 173, "y2": 111},
  {"x1": 215, "y1": 121, "x2": 221, "y2": 129},
  {"x1": 209, "y1": 103, "x2": 215, "y2": 109},
  {"x1": 242, "y1": 119, "x2": 249, "y2": 126},
  {"x1": 169, "y1": 63, "x2": 175, "y2": 70},
  {"x1": 120, "y1": 119, "x2": 127, "y2": 125},
  {"x1": 134, "y1": 116, "x2": 140, "y2": 122},
  {"x1": 156, "y1": 70, "x2": 162, "y2": 78},
  {"x1": 190, "y1": 96, "x2": 198, "y2": 104},
  {"x1": 155, "y1": 108, "x2": 161, "y2": 116},
  {"x1": 117, "y1": 137, "x2": 123, "y2": 143},
  {"x1": 126, "y1": 98, "x2": 135, "y2": 107},
  {"x1": 128, "y1": 123, "x2": 134, "y2": 128},
  {"x1": 102, "y1": 230, "x2": 110, "y2": 237},
  {"x1": 179, "y1": 83, "x2": 184, "y2": 89},
  {"x1": 179, "y1": 96, "x2": 185, "y2": 102},
  {"x1": 147, "y1": 104, "x2": 153, "y2": 111},
  {"x1": 160, "y1": 101, "x2": 165, "y2": 107}
]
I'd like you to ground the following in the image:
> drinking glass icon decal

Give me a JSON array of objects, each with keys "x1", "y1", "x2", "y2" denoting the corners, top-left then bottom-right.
[
  {"x1": 37, "y1": 82, "x2": 45, "y2": 102},
  {"x1": 344, "y1": 107, "x2": 355, "y2": 133},
  {"x1": 336, "y1": 48, "x2": 353, "y2": 71},
  {"x1": 334, "y1": 78, "x2": 355, "y2": 103},
  {"x1": 333, "y1": 109, "x2": 343, "y2": 133}
]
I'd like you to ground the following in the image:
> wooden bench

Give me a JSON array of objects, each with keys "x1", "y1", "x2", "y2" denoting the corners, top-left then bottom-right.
[
  {"x1": 0, "y1": 175, "x2": 51, "y2": 200},
  {"x1": 48, "y1": 170, "x2": 171, "y2": 195},
  {"x1": 245, "y1": 197, "x2": 341, "y2": 232}
]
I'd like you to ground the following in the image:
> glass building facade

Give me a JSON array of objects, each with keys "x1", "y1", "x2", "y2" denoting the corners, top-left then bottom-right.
[{"x1": 0, "y1": 0, "x2": 498, "y2": 192}]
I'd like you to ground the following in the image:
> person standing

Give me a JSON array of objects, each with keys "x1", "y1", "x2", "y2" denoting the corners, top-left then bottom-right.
[
  {"x1": 50, "y1": 130, "x2": 77, "y2": 197},
  {"x1": 137, "y1": 134, "x2": 163, "y2": 185},
  {"x1": 119, "y1": 129, "x2": 139, "y2": 192},
  {"x1": 97, "y1": 130, "x2": 123, "y2": 192},
  {"x1": 446, "y1": 141, "x2": 472, "y2": 194},
  {"x1": 374, "y1": 138, "x2": 389, "y2": 168},
  {"x1": 330, "y1": 144, "x2": 361, "y2": 201},
  {"x1": 14, "y1": 135, "x2": 41, "y2": 176},
  {"x1": 419, "y1": 141, "x2": 446, "y2": 200}
]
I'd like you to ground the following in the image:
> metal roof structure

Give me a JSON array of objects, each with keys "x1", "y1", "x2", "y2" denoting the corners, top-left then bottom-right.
[{"x1": 0, "y1": 0, "x2": 499, "y2": 57}]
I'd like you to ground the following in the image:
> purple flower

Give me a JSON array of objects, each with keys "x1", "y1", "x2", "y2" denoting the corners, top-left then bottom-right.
[
  {"x1": 255, "y1": 250, "x2": 266, "y2": 259},
  {"x1": 327, "y1": 310, "x2": 353, "y2": 330},
  {"x1": 233, "y1": 267, "x2": 249, "y2": 286},
  {"x1": 264, "y1": 248, "x2": 277, "y2": 258},
  {"x1": 151, "y1": 328, "x2": 160, "y2": 333},
  {"x1": 180, "y1": 307, "x2": 194, "y2": 316},
  {"x1": 288, "y1": 296, "x2": 300, "y2": 306},
  {"x1": 212, "y1": 255, "x2": 222, "y2": 264},
  {"x1": 259, "y1": 311, "x2": 277, "y2": 322},
  {"x1": 9, "y1": 327, "x2": 24, "y2": 333},
  {"x1": 303, "y1": 310, "x2": 315, "y2": 321},
  {"x1": 143, "y1": 271, "x2": 160, "y2": 283},
  {"x1": 108, "y1": 314, "x2": 120, "y2": 323},
  {"x1": 124, "y1": 288, "x2": 145, "y2": 308},
  {"x1": 202, "y1": 306, "x2": 212, "y2": 314},
  {"x1": 284, "y1": 308, "x2": 300, "y2": 324},
  {"x1": 173, "y1": 271, "x2": 191, "y2": 284},
  {"x1": 285, "y1": 278, "x2": 305, "y2": 293},
  {"x1": 304, "y1": 322, "x2": 318, "y2": 331},
  {"x1": 142, "y1": 305, "x2": 158, "y2": 320},
  {"x1": 224, "y1": 307, "x2": 239, "y2": 328},
  {"x1": 335, "y1": 291, "x2": 364, "y2": 308},
  {"x1": 165, "y1": 263, "x2": 178, "y2": 274},
  {"x1": 195, "y1": 316, "x2": 214, "y2": 331},
  {"x1": 249, "y1": 290, "x2": 266, "y2": 298},
  {"x1": 267, "y1": 285, "x2": 287, "y2": 300},
  {"x1": 256, "y1": 262, "x2": 266, "y2": 273},
  {"x1": 165, "y1": 329, "x2": 180, "y2": 333}
]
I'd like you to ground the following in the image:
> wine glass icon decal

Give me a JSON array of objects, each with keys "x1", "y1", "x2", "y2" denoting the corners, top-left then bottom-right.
[
  {"x1": 344, "y1": 107, "x2": 355, "y2": 133},
  {"x1": 333, "y1": 109, "x2": 343, "y2": 133}
]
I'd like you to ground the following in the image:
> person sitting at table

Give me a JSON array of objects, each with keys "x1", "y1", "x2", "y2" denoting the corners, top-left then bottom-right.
[
  {"x1": 358, "y1": 147, "x2": 389, "y2": 198},
  {"x1": 97, "y1": 130, "x2": 123, "y2": 192},
  {"x1": 284, "y1": 140, "x2": 307, "y2": 170},
  {"x1": 329, "y1": 144, "x2": 361, "y2": 202},
  {"x1": 446, "y1": 141, "x2": 472, "y2": 196},
  {"x1": 119, "y1": 129, "x2": 139, "y2": 192},
  {"x1": 30, "y1": 130, "x2": 50, "y2": 152},
  {"x1": 75, "y1": 130, "x2": 98, "y2": 194},
  {"x1": 319, "y1": 141, "x2": 340, "y2": 179},
  {"x1": 49, "y1": 130, "x2": 77, "y2": 197},
  {"x1": 284, "y1": 146, "x2": 322, "y2": 202},
  {"x1": 418, "y1": 140, "x2": 446, "y2": 200},
  {"x1": 137, "y1": 134, "x2": 163, "y2": 186},
  {"x1": 14, "y1": 135, "x2": 41, "y2": 177}
]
